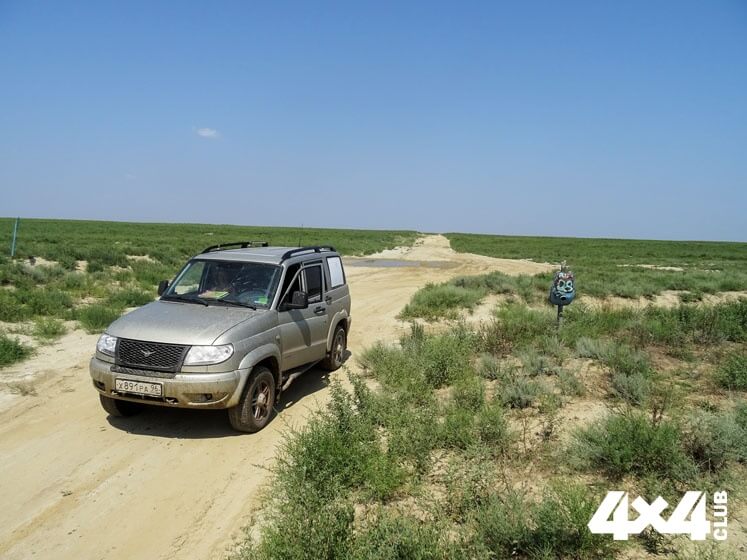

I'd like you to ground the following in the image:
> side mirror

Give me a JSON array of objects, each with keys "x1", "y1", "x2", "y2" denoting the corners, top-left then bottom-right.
[
  {"x1": 285, "y1": 290, "x2": 308, "y2": 310},
  {"x1": 157, "y1": 279, "x2": 169, "y2": 296}
]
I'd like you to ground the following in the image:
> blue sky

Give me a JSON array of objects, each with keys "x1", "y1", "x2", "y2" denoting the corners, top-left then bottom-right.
[{"x1": 1, "y1": 1, "x2": 745, "y2": 241}]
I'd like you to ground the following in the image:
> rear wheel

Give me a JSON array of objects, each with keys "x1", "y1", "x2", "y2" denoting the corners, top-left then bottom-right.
[
  {"x1": 228, "y1": 366, "x2": 275, "y2": 433},
  {"x1": 99, "y1": 394, "x2": 143, "y2": 417},
  {"x1": 322, "y1": 325, "x2": 347, "y2": 371}
]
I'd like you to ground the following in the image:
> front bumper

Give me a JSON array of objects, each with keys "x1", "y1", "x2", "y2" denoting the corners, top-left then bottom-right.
[{"x1": 90, "y1": 356, "x2": 245, "y2": 409}]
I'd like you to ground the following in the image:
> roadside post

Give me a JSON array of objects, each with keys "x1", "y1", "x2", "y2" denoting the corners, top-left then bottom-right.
[
  {"x1": 549, "y1": 261, "x2": 575, "y2": 327},
  {"x1": 10, "y1": 217, "x2": 20, "y2": 258}
]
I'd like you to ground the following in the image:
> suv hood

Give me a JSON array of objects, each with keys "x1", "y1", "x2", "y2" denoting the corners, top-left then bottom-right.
[{"x1": 106, "y1": 300, "x2": 264, "y2": 345}]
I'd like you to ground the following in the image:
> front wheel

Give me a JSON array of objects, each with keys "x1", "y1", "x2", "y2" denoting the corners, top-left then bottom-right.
[
  {"x1": 228, "y1": 366, "x2": 276, "y2": 433},
  {"x1": 322, "y1": 325, "x2": 347, "y2": 371}
]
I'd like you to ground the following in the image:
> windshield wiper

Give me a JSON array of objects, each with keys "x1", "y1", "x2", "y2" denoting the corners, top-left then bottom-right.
[
  {"x1": 217, "y1": 298, "x2": 257, "y2": 310},
  {"x1": 162, "y1": 294, "x2": 209, "y2": 307}
]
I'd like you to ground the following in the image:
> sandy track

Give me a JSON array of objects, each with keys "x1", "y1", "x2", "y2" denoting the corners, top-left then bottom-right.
[{"x1": 0, "y1": 235, "x2": 551, "y2": 560}]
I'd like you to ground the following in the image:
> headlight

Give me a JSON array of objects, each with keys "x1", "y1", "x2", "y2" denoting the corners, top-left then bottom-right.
[
  {"x1": 183, "y1": 344, "x2": 234, "y2": 366},
  {"x1": 97, "y1": 334, "x2": 118, "y2": 356}
]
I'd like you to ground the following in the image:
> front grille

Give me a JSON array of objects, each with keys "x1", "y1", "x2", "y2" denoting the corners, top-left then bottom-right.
[{"x1": 116, "y1": 339, "x2": 189, "y2": 373}]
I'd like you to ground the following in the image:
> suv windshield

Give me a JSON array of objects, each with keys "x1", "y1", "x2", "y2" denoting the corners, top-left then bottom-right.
[{"x1": 164, "y1": 260, "x2": 282, "y2": 308}]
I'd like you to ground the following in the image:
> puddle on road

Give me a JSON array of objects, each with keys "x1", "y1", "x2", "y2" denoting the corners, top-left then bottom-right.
[{"x1": 344, "y1": 258, "x2": 457, "y2": 269}]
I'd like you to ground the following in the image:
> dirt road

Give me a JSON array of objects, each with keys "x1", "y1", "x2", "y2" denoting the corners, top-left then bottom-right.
[{"x1": 0, "y1": 235, "x2": 551, "y2": 560}]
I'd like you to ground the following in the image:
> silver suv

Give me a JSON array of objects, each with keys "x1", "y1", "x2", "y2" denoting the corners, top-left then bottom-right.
[{"x1": 89, "y1": 242, "x2": 351, "y2": 432}]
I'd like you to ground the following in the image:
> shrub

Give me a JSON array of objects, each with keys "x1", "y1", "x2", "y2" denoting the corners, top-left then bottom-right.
[
  {"x1": 17, "y1": 288, "x2": 73, "y2": 318},
  {"x1": 475, "y1": 353, "x2": 512, "y2": 382},
  {"x1": 476, "y1": 401, "x2": 511, "y2": 451},
  {"x1": 575, "y1": 337, "x2": 612, "y2": 360},
  {"x1": 500, "y1": 375, "x2": 543, "y2": 409},
  {"x1": 418, "y1": 328, "x2": 474, "y2": 388},
  {"x1": 611, "y1": 371, "x2": 650, "y2": 405},
  {"x1": 573, "y1": 412, "x2": 694, "y2": 480},
  {"x1": 275, "y1": 382, "x2": 403, "y2": 503},
  {"x1": 399, "y1": 283, "x2": 485, "y2": 321},
  {"x1": 361, "y1": 325, "x2": 473, "y2": 393},
  {"x1": 32, "y1": 317, "x2": 67, "y2": 340},
  {"x1": 452, "y1": 374, "x2": 485, "y2": 411},
  {"x1": 715, "y1": 352, "x2": 747, "y2": 391},
  {"x1": 517, "y1": 348, "x2": 554, "y2": 376},
  {"x1": 0, "y1": 335, "x2": 32, "y2": 366},
  {"x1": 475, "y1": 483, "x2": 616, "y2": 559},
  {"x1": 108, "y1": 288, "x2": 155, "y2": 308},
  {"x1": 683, "y1": 408, "x2": 747, "y2": 472},
  {"x1": 439, "y1": 405, "x2": 476, "y2": 450},
  {"x1": 350, "y1": 512, "x2": 444, "y2": 560},
  {"x1": 77, "y1": 305, "x2": 122, "y2": 333},
  {"x1": 558, "y1": 369, "x2": 586, "y2": 396},
  {"x1": 479, "y1": 304, "x2": 554, "y2": 355}
]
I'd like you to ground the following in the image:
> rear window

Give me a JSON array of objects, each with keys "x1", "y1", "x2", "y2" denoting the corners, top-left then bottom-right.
[{"x1": 327, "y1": 256, "x2": 345, "y2": 288}]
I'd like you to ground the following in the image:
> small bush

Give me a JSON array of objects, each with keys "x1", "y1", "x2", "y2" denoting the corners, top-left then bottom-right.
[
  {"x1": 575, "y1": 337, "x2": 612, "y2": 360},
  {"x1": 439, "y1": 405, "x2": 476, "y2": 449},
  {"x1": 475, "y1": 483, "x2": 616, "y2": 559},
  {"x1": 452, "y1": 375, "x2": 485, "y2": 411},
  {"x1": 108, "y1": 288, "x2": 154, "y2": 308},
  {"x1": 32, "y1": 317, "x2": 67, "y2": 340},
  {"x1": 276, "y1": 382, "x2": 403, "y2": 503},
  {"x1": 715, "y1": 352, "x2": 747, "y2": 391},
  {"x1": 77, "y1": 305, "x2": 122, "y2": 333},
  {"x1": 479, "y1": 304, "x2": 554, "y2": 355},
  {"x1": 399, "y1": 283, "x2": 485, "y2": 321},
  {"x1": 558, "y1": 369, "x2": 585, "y2": 396},
  {"x1": 611, "y1": 371, "x2": 650, "y2": 405},
  {"x1": 476, "y1": 353, "x2": 512, "y2": 382},
  {"x1": 683, "y1": 408, "x2": 747, "y2": 472},
  {"x1": 0, "y1": 335, "x2": 33, "y2": 366},
  {"x1": 501, "y1": 375, "x2": 543, "y2": 409},
  {"x1": 573, "y1": 412, "x2": 693, "y2": 480},
  {"x1": 476, "y1": 401, "x2": 511, "y2": 451},
  {"x1": 518, "y1": 348, "x2": 554, "y2": 376},
  {"x1": 350, "y1": 512, "x2": 444, "y2": 560}
]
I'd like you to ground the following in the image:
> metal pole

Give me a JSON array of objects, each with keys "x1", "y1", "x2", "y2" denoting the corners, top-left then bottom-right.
[
  {"x1": 557, "y1": 304, "x2": 564, "y2": 328},
  {"x1": 10, "y1": 217, "x2": 19, "y2": 258}
]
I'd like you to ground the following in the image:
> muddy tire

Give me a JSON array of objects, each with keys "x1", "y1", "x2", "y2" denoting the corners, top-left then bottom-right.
[
  {"x1": 228, "y1": 366, "x2": 276, "y2": 433},
  {"x1": 99, "y1": 394, "x2": 143, "y2": 417},
  {"x1": 322, "y1": 325, "x2": 347, "y2": 371}
]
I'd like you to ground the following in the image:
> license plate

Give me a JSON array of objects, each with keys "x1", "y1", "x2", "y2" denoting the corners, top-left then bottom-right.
[{"x1": 115, "y1": 378, "x2": 163, "y2": 397}]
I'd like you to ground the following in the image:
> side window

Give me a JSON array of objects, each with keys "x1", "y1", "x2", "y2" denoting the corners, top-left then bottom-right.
[
  {"x1": 327, "y1": 256, "x2": 345, "y2": 288},
  {"x1": 304, "y1": 265, "x2": 323, "y2": 303},
  {"x1": 280, "y1": 264, "x2": 301, "y2": 304}
]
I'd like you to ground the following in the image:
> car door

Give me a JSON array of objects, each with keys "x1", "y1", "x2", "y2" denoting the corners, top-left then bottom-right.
[{"x1": 277, "y1": 262, "x2": 328, "y2": 370}]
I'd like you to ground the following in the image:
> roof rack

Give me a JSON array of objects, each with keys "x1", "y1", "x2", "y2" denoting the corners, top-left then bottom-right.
[
  {"x1": 280, "y1": 246, "x2": 336, "y2": 261},
  {"x1": 201, "y1": 240, "x2": 269, "y2": 253}
]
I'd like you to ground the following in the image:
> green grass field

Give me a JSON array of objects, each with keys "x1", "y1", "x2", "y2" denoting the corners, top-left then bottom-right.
[
  {"x1": 0, "y1": 218, "x2": 417, "y2": 342},
  {"x1": 447, "y1": 232, "x2": 747, "y2": 299}
]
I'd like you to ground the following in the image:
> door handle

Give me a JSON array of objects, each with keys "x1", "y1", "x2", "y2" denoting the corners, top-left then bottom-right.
[
  {"x1": 325, "y1": 296, "x2": 332, "y2": 304},
  {"x1": 314, "y1": 306, "x2": 326, "y2": 315}
]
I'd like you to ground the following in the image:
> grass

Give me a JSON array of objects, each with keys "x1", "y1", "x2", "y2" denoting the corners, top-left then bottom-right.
[
  {"x1": 573, "y1": 411, "x2": 694, "y2": 481},
  {"x1": 0, "y1": 334, "x2": 33, "y2": 366},
  {"x1": 238, "y1": 302, "x2": 747, "y2": 559},
  {"x1": 32, "y1": 317, "x2": 67, "y2": 340},
  {"x1": 716, "y1": 351, "x2": 747, "y2": 390},
  {"x1": 399, "y1": 283, "x2": 486, "y2": 321},
  {"x1": 76, "y1": 304, "x2": 123, "y2": 333},
  {"x1": 0, "y1": 218, "x2": 418, "y2": 326},
  {"x1": 446, "y1": 232, "x2": 747, "y2": 300}
]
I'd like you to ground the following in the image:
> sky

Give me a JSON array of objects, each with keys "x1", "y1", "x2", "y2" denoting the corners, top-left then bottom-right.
[{"x1": 1, "y1": 1, "x2": 746, "y2": 241}]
